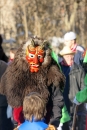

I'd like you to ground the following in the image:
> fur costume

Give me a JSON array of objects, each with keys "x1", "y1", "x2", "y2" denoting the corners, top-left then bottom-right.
[
  {"x1": 0, "y1": 37, "x2": 65, "y2": 127},
  {"x1": 0, "y1": 37, "x2": 65, "y2": 107}
]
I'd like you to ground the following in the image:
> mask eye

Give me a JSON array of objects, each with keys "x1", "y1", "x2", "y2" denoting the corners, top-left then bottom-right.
[
  {"x1": 29, "y1": 53, "x2": 35, "y2": 58},
  {"x1": 38, "y1": 55, "x2": 43, "y2": 59}
]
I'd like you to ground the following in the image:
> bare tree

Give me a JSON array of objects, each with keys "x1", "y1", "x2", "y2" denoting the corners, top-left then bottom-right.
[
  {"x1": 0, "y1": 0, "x2": 16, "y2": 39},
  {"x1": 1, "y1": 0, "x2": 87, "y2": 48}
]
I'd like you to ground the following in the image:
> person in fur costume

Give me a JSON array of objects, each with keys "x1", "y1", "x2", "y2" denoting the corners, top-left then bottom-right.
[{"x1": 0, "y1": 37, "x2": 65, "y2": 129}]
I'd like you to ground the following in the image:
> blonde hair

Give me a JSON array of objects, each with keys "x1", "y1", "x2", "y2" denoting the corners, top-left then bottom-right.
[{"x1": 23, "y1": 93, "x2": 46, "y2": 121}]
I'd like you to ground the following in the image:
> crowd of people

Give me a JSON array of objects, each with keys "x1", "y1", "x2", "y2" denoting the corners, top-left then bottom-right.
[{"x1": 0, "y1": 32, "x2": 87, "y2": 130}]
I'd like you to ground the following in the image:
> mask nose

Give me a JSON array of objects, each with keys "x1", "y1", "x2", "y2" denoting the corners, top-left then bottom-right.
[{"x1": 33, "y1": 55, "x2": 39, "y2": 64}]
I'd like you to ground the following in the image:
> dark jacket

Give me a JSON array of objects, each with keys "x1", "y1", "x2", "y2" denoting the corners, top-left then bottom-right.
[
  {"x1": 0, "y1": 60, "x2": 8, "y2": 106},
  {"x1": 69, "y1": 63, "x2": 86, "y2": 114},
  {"x1": 61, "y1": 63, "x2": 87, "y2": 130},
  {"x1": 0, "y1": 46, "x2": 8, "y2": 62},
  {"x1": 46, "y1": 84, "x2": 64, "y2": 127},
  {"x1": 0, "y1": 60, "x2": 13, "y2": 130},
  {"x1": 0, "y1": 34, "x2": 8, "y2": 62},
  {"x1": 60, "y1": 63, "x2": 86, "y2": 114}
]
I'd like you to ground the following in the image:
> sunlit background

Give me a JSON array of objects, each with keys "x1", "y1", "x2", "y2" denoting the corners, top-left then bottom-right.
[{"x1": 0, "y1": 0, "x2": 87, "y2": 56}]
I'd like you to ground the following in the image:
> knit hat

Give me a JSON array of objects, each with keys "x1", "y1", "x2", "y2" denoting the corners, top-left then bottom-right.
[
  {"x1": 64, "y1": 32, "x2": 76, "y2": 41},
  {"x1": 0, "y1": 60, "x2": 7, "y2": 78},
  {"x1": 59, "y1": 46, "x2": 76, "y2": 56}
]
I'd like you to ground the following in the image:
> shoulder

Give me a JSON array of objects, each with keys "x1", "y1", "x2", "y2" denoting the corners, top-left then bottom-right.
[
  {"x1": 70, "y1": 64, "x2": 85, "y2": 79},
  {"x1": 76, "y1": 45, "x2": 85, "y2": 52},
  {"x1": 14, "y1": 123, "x2": 56, "y2": 130},
  {"x1": 0, "y1": 60, "x2": 7, "y2": 66},
  {"x1": 72, "y1": 63, "x2": 85, "y2": 73},
  {"x1": 18, "y1": 121, "x2": 48, "y2": 130},
  {"x1": 47, "y1": 64, "x2": 65, "y2": 88},
  {"x1": 75, "y1": 50, "x2": 83, "y2": 58},
  {"x1": 75, "y1": 63, "x2": 84, "y2": 71},
  {"x1": 73, "y1": 63, "x2": 83, "y2": 69},
  {"x1": 0, "y1": 60, "x2": 8, "y2": 78},
  {"x1": 17, "y1": 121, "x2": 28, "y2": 130}
]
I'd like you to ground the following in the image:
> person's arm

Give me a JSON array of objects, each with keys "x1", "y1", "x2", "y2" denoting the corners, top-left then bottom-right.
[
  {"x1": 73, "y1": 74, "x2": 87, "y2": 104},
  {"x1": 80, "y1": 67, "x2": 86, "y2": 90},
  {"x1": 75, "y1": 87, "x2": 87, "y2": 103}
]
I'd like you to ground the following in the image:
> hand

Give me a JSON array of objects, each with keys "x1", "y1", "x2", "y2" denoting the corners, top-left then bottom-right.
[
  {"x1": 13, "y1": 125, "x2": 21, "y2": 130},
  {"x1": 73, "y1": 97, "x2": 81, "y2": 105},
  {"x1": 46, "y1": 125, "x2": 56, "y2": 130},
  {"x1": 57, "y1": 123, "x2": 63, "y2": 130}
]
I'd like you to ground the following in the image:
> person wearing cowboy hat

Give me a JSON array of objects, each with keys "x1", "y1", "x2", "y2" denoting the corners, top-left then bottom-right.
[
  {"x1": 63, "y1": 31, "x2": 85, "y2": 65},
  {"x1": 58, "y1": 46, "x2": 87, "y2": 130}
]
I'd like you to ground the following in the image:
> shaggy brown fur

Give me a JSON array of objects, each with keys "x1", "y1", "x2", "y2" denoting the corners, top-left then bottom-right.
[{"x1": 0, "y1": 37, "x2": 65, "y2": 107}]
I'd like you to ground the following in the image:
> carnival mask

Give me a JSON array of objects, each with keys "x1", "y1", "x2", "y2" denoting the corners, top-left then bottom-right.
[{"x1": 26, "y1": 45, "x2": 44, "y2": 72}]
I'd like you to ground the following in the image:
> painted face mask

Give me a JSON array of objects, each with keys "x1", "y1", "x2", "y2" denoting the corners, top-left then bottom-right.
[{"x1": 26, "y1": 45, "x2": 44, "y2": 72}]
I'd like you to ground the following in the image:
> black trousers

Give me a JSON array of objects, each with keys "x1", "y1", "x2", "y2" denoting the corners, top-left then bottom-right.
[
  {"x1": 62, "y1": 122, "x2": 69, "y2": 130},
  {"x1": 62, "y1": 114, "x2": 87, "y2": 130},
  {"x1": 0, "y1": 106, "x2": 14, "y2": 130}
]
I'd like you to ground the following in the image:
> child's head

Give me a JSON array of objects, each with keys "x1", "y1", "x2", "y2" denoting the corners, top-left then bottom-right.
[
  {"x1": 23, "y1": 92, "x2": 46, "y2": 121},
  {"x1": 9, "y1": 48, "x2": 17, "y2": 60}
]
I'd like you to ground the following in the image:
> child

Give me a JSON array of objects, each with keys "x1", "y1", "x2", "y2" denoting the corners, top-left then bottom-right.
[
  {"x1": 14, "y1": 92, "x2": 56, "y2": 130},
  {"x1": 16, "y1": 92, "x2": 48, "y2": 130}
]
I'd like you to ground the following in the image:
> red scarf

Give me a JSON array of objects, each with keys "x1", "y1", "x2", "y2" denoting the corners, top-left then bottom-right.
[
  {"x1": 61, "y1": 60, "x2": 73, "y2": 66},
  {"x1": 71, "y1": 44, "x2": 77, "y2": 52}
]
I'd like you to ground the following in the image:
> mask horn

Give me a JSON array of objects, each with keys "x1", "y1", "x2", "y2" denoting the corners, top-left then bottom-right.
[
  {"x1": 41, "y1": 40, "x2": 50, "y2": 50},
  {"x1": 31, "y1": 39, "x2": 35, "y2": 46}
]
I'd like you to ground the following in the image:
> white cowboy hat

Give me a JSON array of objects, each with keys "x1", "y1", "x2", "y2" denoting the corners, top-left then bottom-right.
[
  {"x1": 64, "y1": 31, "x2": 76, "y2": 41},
  {"x1": 59, "y1": 46, "x2": 76, "y2": 56}
]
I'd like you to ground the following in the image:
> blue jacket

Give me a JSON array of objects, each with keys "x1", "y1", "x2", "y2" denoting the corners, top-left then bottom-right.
[
  {"x1": 19, "y1": 120, "x2": 48, "y2": 130},
  {"x1": 74, "y1": 50, "x2": 83, "y2": 65}
]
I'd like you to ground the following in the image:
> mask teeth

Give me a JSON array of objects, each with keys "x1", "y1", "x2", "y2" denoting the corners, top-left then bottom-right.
[{"x1": 30, "y1": 64, "x2": 39, "y2": 67}]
